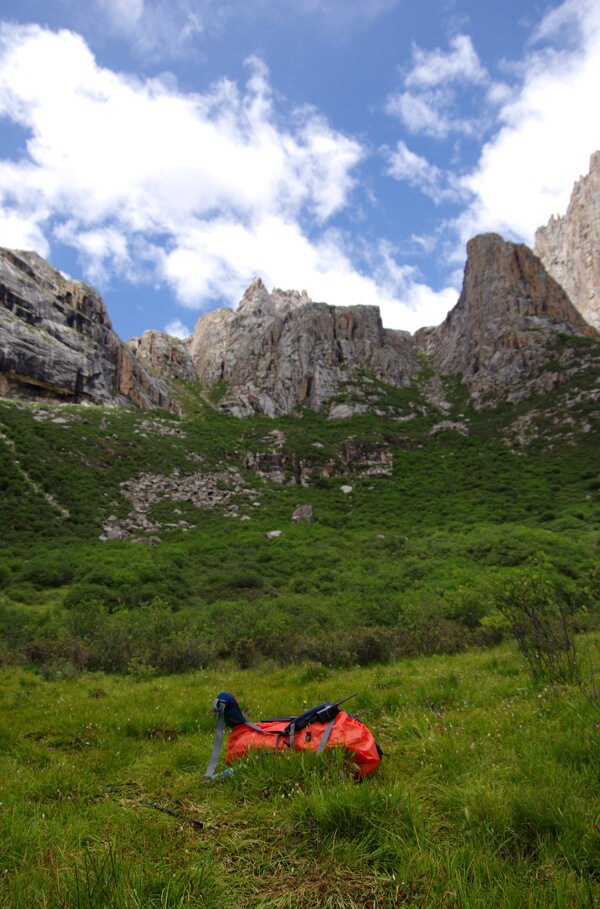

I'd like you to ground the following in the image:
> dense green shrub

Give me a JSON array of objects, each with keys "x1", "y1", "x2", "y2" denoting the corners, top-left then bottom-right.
[
  {"x1": 64, "y1": 583, "x2": 122, "y2": 612},
  {"x1": 493, "y1": 561, "x2": 579, "y2": 682}
]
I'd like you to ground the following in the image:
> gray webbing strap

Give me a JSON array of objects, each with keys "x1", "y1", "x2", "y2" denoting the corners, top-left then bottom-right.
[
  {"x1": 203, "y1": 700, "x2": 226, "y2": 780},
  {"x1": 289, "y1": 721, "x2": 296, "y2": 750},
  {"x1": 205, "y1": 701, "x2": 280, "y2": 780},
  {"x1": 316, "y1": 716, "x2": 336, "y2": 755},
  {"x1": 245, "y1": 720, "x2": 268, "y2": 734}
]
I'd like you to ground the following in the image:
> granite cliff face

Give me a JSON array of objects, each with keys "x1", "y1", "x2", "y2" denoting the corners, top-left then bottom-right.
[
  {"x1": 0, "y1": 248, "x2": 175, "y2": 410},
  {"x1": 1, "y1": 231, "x2": 598, "y2": 417},
  {"x1": 188, "y1": 308, "x2": 234, "y2": 387},
  {"x1": 125, "y1": 331, "x2": 196, "y2": 383},
  {"x1": 201, "y1": 235, "x2": 597, "y2": 415},
  {"x1": 215, "y1": 278, "x2": 416, "y2": 417},
  {"x1": 535, "y1": 151, "x2": 600, "y2": 330},
  {"x1": 417, "y1": 233, "x2": 598, "y2": 406}
]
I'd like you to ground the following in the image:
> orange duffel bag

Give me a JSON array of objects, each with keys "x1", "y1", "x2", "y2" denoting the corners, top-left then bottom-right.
[{"x1": 204, "y1": 692, "x2": 381, "y2": 780}]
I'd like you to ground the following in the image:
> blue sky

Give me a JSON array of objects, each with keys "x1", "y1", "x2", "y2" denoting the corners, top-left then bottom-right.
[{"x1": 0, "y1": 0, "x2": 598, "y2": 341}]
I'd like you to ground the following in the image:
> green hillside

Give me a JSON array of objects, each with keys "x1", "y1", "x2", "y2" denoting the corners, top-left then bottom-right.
[
  {"x1": 2, "y1": 363, "x2": 600, "y2": 907},
  {"x1": 1, "y1": 358, "x2": 599, "y2": 672}
]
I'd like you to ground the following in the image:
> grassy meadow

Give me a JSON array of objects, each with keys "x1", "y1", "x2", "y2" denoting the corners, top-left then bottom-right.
[
  {"x1": 2, "y1": 642, "x2": 600, "y2": 908},
  {"x1": 1, "y1": 353, "x2": 600, "y2": 906}
]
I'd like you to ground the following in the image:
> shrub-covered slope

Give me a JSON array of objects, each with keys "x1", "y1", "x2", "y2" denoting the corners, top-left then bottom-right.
[{"x1": 1, "y1": 342, "x2": 599, "y2": 670}]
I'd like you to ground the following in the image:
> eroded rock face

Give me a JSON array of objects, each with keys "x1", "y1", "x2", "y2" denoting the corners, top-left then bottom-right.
[
  {"x1": 244, "y1": 433, "x2": 393, "y2": 483},
  {"x1": 189, "y1": 308, "x2": 234, "y2": 386},
  {"x1": 2, "y1": 232, "x2": 599, "y2": 419},
  {"x1": 536, "y1": 151, "x2": 600, "y2": 330},
  {"x1": 0, "y1": 247, "x2": 175, "y2": 410},
  {"x1": 125, "y1": 330, "x2": 197, "y2": 382},
  {"x1": 217, "y1": 278, "x2": 417, "y2": 416},
  {"x1": 416, "y1": 233, "x2": 598, "y2": 407}
]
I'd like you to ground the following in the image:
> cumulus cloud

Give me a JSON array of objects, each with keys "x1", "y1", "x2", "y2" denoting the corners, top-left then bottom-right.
[
  {"x1": 0, "y1": 209, "x2": 50, "y2": 255},
  {"x1": 0, "y1": 22, "x2": 454, "y2": 332},
  {"x1": 386, "y1": 34, "x2": 492, "y2": 139},
  {"x1": 0, "y1": 26, "x2": 359, "y2": 271},
  {"x1": 454, "y1": 0, "x2": 600, "y2": 245},
  {"x1": 160, "y1": 215, "x2": 458, "y2": 332},
  {"x1": 0, "y1": 29, "x2": 360, "y2": 233}
]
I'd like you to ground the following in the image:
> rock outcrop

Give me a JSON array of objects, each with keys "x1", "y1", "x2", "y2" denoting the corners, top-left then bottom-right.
[
  {"x1": 535, "y1": 151, "x2": 600, "y2": 330},
  {"x1": 189, "y1": 308, "x2": 234, "y2": 386},
  {"x1": 0, "y1": 247, "x2": 176, "y2": 410},
  {"x1": 125, "y1": 330, "x2": 197, "y2": 382},
  {"x1": 244, "y1": 431, "x2": 394, "y2": 484},
  {"x1": 216, "y1": 278, "x2": 417, "y2": 417},
  {"x1": 2, "y1": 231, "x2": 599, "y2": 418},
  {"x1": 190, "y1": 236, "x2": 598, "y2": 416},
  {"x1": 416, "y1": 233, "x2": 598, "y2": 406}
]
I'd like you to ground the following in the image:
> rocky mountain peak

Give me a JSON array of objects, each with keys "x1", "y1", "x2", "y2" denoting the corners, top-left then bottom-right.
[
  {"x1": 416, "y1": 232, "x2": 597, "y2": 406},
  {"x1": 237, "y1": 276, "x2": 270, "y2": 314},
  {"x1": 535, "y1": 150, "x2": 600, "y2": 330},
  {"x1": 1, "y1": 219, "x2": 600, "y2": 418},
  {"x1": 237, "y1": 277, "x2": 312, "y2": 317}
]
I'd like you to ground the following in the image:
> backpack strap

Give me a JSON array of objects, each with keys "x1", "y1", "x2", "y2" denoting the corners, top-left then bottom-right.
[
  {"x1": 203, "y1": 697, "x2": 227, "y2": 780},
  {"x1": 204, "y1": 693, "x2": 282, "y2": 780},
  {"x1": 316, "y1": 715, "x2": 336, "y2": 754}
]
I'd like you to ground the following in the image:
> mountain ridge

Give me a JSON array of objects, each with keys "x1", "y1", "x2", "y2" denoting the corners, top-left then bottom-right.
[{"x1": 1, "y1": 151, "x2": 600, "y2": 419}]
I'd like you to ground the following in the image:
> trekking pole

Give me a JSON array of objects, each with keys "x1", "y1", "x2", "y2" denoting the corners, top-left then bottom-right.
[{"x1": 101, "y1": 785, "x2": 218, "y2": 830}]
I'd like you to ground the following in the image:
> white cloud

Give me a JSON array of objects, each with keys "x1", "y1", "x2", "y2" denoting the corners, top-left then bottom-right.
[
  {"x1": 405, "y1": 34, "x2": 487, "y2": 89},
  {"x1": 454, "y1": 0, "x2": 600, "y2": 245},
  {"x1": 162, "y1": 216, "x2": 459, "y2": 332},
  {"x1": 54, "y1": 224, "x2": 130, "y2": 283},
  {"x1": 0, "y1": 30, "x2": 360, "y2": 231},
  {"x1": 386, "y1": 90, "x2": 455, "y2": 140},
  {"x1": 86, "y1": 0, "x2": 210, "y2": 59},
  {"x1": 0, "y1": 208, "x2": 50, "y2": 254},
  {"x1": 0, "y1": 23, "x2": 456, "y2": 333},
  {"x1": 386, "y1": 34, "x2": 491, "y2": 139},
  {"x1": 0, "y1": 26, "x2": 361, "y2": 262},
  {"x1": 164, "y1": 318, "x2": 191, "y2": 339},
  {"x1": 385, "y1": 140, "x2": 464, "y2": 203}
]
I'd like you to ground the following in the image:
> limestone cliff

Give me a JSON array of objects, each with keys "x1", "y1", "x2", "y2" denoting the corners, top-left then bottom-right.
[
  {"x1": 0, "y1": 247, "x2": 175, "y2": 410},
  {"x1": 535, "y1": 151, "x2": 600, "y2": 330}
]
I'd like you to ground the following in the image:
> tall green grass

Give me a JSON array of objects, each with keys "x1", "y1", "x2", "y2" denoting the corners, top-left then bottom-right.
[{"x1": 2, "y1": 641, "x2": 600, "y2": 907}]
